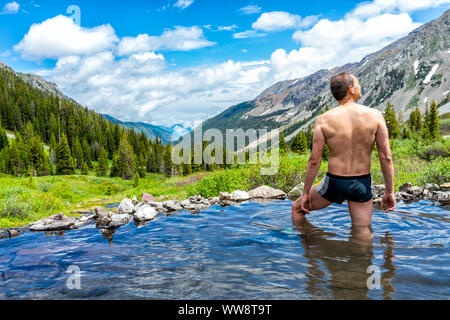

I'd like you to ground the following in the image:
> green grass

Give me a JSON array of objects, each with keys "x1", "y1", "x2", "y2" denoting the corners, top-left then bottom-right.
[{"x1": 0, "y1": 172, "x2": 206, "y2": 228}]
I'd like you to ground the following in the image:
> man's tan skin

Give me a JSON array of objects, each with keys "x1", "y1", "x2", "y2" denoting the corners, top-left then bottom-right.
[{"x1": 291, "y1": 74, "x2": 396, "y2": 227}]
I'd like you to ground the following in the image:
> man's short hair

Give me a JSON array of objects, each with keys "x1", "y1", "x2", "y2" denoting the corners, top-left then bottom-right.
[{"x1": 330, "y1": 72, "x2": 355, "y2": 101}]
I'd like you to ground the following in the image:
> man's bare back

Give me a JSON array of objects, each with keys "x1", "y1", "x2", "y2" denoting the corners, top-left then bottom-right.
[
  {"x1": 292, "y1": 72, "x2": 396, "y2": 228},
  {"x1": 319, "y1": 103, "x2": 379, "y2": 176}
]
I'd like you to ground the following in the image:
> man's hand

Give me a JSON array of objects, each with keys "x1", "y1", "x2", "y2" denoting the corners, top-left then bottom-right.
[
  {"x1": 381, "y1": 193, "x2": 396, "y2": 213},
  {"x1": 292, "y1": 194, "x2": 312, "y2": 215}
]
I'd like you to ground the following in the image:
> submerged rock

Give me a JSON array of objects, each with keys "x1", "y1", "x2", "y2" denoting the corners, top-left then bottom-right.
[{"x1": 248, "y1": 185, "x2": 286, "y2": 199}]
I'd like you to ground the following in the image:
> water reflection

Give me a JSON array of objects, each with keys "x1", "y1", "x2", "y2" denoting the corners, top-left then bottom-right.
[{"x1": 291, "y1": 213, "x2": 397, "y2": 299}]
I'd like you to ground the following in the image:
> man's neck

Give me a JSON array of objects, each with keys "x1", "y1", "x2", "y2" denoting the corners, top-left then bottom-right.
[{"x1": 338, "y1": 97, "x2": 356, "y2": 107}]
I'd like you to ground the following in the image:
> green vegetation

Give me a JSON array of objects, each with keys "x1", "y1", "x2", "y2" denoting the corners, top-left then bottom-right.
[{"x1": 0, "y1": 172, "x2": 207, "y2": 228}]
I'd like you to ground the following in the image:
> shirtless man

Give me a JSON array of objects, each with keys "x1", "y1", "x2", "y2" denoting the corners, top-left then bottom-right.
[{"x1": 291, "y1": 72, "x2": 396, "y2": 227}]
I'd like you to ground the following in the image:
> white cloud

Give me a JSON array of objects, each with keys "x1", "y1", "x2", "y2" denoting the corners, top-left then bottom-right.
[
  {"x1": 1, "y1": 1, "x2": 20, "y2": 14},
  {"x1": 350, "y1": 0, "x2": 450, "y2": 18},
  {"x1": 233, "y1": 30, "x2": 266, "y2": 39},
  {"x1": 252, "y1": 11, "x2": 318, "y2": 31},
  {"x1": 14, "y1": 15, "x2": 118, "y2": 59},
  {"x1": 45, "y1": 53, "x2": 271, "y2": 127},
  {"x1": 118, "y1": 26, "x2": 216, "y2": 56},
  {"x1": 218, "y1": 25, "x2": 238, "y2": 31},
  {"x1": 173, "y1": 0, "x2": 194, "y2": 10},
  {"x1": 238, "y1": 4, "x2": 262, "y2": 15}
]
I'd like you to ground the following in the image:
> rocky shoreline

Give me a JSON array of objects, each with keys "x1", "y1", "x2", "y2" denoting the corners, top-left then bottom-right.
[{"x1": 1, "y1": 183, "x2": 449, "y2": 240}]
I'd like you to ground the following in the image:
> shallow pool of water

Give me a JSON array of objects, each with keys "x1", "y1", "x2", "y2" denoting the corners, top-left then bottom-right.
[{"x1": 0, "y1": 199, "x2": 448, "y2": 300}]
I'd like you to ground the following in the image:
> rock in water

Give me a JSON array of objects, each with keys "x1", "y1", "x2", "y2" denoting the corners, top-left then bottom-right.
[
  {"x1": 94, "y1": 207, "x2": 111, "y2": 225},
  {"x1": 117, "y1": 199, "x2": 135, "y2": 215},
  {"x1": 111, "y1": 214, "x2": 131, "y2": 224},
  {"x1": 248, "y1": 185, "x2": 287, "y2": 199},
  {"x1": 230, "y1": 190, "x2": 250, "y2": 202},
  {"x1": 29, "y1": 217, "x2": 77, "y2": 232},
  {"x1": 133, "y1": 205, "x2": 158, "y2": 221},
  {"x1": 131, "y1": 196, "x2": 139, "y2": 206},
  {"x1": 163, "y1": 201, "x2": 183, "y2": 212}
]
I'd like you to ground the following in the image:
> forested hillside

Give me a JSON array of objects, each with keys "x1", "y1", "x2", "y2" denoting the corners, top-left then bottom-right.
[{"x1": 0, "y1": 64, "x2": 180, "y2": 179}]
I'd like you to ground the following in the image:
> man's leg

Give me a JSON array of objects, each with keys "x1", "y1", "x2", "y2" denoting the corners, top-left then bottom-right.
[
  {"x1": 348, "y1": 199, "x2": 373, "y2": 227},
  {"x1": 309, "y1": 185, "x2": 333, "y2": 211},
  {"x1": 292, "y1": 185, "x2": 333, "y2": 217}
]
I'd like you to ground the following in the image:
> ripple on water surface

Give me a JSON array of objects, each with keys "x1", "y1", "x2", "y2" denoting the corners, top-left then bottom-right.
[{"x1": 0, "y1": 199, "x2": 448, "y2": 300}]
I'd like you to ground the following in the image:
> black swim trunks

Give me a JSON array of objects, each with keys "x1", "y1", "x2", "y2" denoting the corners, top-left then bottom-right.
[{"x1": 314, "y1": 172, "x2": 374, "y2": 204}]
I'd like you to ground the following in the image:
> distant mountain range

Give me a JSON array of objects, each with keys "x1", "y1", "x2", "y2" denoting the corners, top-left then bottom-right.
[
  {"x1": 101, "y1": 114, "x2": 191, "y2": 145},
  {"x1": 176, "y1": 9, "x2": 450, "y2": 151}
]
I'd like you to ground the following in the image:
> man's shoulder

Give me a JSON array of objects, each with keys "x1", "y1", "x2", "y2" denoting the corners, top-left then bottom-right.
[{"x1": 356, "y1": 104, "x2": 383, "y2": 116}]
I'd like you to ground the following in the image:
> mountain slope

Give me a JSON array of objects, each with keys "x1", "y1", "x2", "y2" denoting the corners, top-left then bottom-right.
[
  {"x1": 178, "y1": 9, "x2": 450, "y2": 151},
  {"x1": 101, "y1": 114, "x2": 190, "y2": 146}
]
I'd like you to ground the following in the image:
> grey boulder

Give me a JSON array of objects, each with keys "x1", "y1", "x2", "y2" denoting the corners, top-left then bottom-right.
[
  {"x1": 248, "y1": 185, "x2": 286, "y2": 199},
  {"x1": 134, "y1": 204, "x2": 158, "y2": 221}
]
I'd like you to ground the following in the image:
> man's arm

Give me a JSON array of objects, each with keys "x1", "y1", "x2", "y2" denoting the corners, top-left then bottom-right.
[
  {"x1": 302, "y1": 117, "x2": 325, "y2": 194},
  {"x1": 375, "y1": 111, "x2": 395, "y2": 194}
]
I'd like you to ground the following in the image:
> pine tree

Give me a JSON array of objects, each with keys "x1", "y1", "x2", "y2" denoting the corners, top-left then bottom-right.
[
  {"x1": 81, "y1": 161, "x2": 89, "y2": 175},
  {"x1": 428, "y1": 101, "x2": 440, "y2": 140},
  {"x1": 291, "y1": 131, "x2": 308, "y2": 154},
  {"x1": 279, "y1": 131, "x2": 288, "y2": 154},
  {"x1": 96, "y1": 146, "x2": 109, "y2": 177},
  {"x1": 133, "y1": 172, "x2": 140, "y2": 188},
  {"x1": 9, "y1": 140, "x2": 22, "y2": 176},
  {"x1": 109, "y1": 152, "x2": 120, "y2": 177},
  {"x1": 116, "y1": 132, "x2": 135, "y2": 180},
  {"x1": 137, "y1": 153, "x2": 146, "y2": 178},
  {"x1": 72, "y1": 138, "x2": 83, "y2": 169},
  {"x1": 81, "y1": 138, "x2": 93, "y2": 169},
  {"x1": 163, "y1": 145, "x2": 173, "y2": 177},
  {"x1": 0, "y1": 123, "x2": 8, "y2": 150},
  {"x1": 56, "y1": 133, "x2": 75, "y2": 175},
  {"x1": 49, "y1": 133, "x2": 58, "y2": 165},
  {"x1": 383, "y1": 102, "x2": 399, "y2": 139}
]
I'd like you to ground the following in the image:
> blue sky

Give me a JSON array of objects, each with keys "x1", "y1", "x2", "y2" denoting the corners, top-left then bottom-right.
[{"x1": 1, "y1": 0, "x2": 449, "y2": 129}]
